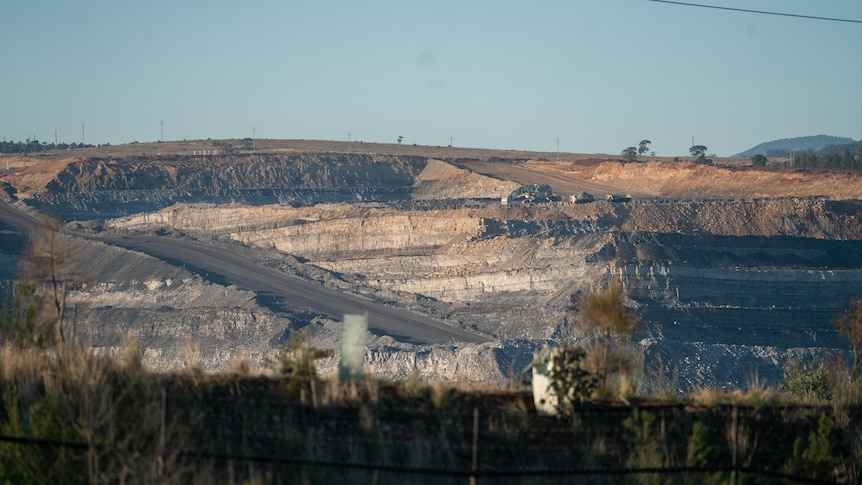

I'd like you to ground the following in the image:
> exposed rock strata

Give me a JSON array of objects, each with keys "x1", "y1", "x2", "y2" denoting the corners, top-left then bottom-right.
[{"x1": 2, "y1": 153, "x2": 861, "y2": 390}]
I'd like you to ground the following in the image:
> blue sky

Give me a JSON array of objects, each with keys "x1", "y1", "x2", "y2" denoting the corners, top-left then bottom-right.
[{"x1": 2, "y1": 0, "x2": 860, "y2": 156}]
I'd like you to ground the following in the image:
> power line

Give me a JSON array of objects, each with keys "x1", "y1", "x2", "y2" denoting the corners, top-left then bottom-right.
[{"x1": 645, "y1": 0, "x2": 862, "y2": 24}]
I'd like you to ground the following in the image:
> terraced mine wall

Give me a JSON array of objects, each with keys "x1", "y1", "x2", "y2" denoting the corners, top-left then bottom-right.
[
  {"x1": 213, "y1": 197, "x2": 862, "y2": 388},
  {"x1": 20, "y1": 153, "x2": 428, "y2": 220},
  {"x1": 3, "y1": 153, "x2": 862, "y2": 390},
  {"x1": 29, "y1": 187, "x2": 415, "y2": 220},
  {"x1": 610, "y1": 233, "x2": 862, "y2": 387}
]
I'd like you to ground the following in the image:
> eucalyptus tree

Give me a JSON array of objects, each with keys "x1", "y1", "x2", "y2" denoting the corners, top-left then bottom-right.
[{"x1": 638, "y1": 140, "x2": 651, "y2": 157}]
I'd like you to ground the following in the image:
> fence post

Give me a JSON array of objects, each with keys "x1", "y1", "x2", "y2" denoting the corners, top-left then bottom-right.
[
  {"x1": 470, "y1": 407, "x2": 479, "y2": 485},
  {"x1": 731, "y1": 404, "x2": 738, "y2": 485},
  {"x1": 158, "y1": 387, "x2": 166, "y2": 479}
]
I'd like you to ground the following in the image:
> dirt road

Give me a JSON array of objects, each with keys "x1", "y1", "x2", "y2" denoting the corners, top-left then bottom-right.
[
  {"x1": 454, "y1": 159, "x2": 648, "y2": 198},
  {"x1": 105, "y1": 235, "x2": 488, "y2": 345},
  {"x1": 0, "y1": 198, "x2": 488, "y2": 345}
]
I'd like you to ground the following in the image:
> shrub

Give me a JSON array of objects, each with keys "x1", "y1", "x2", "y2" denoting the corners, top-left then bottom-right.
[
  {"x1": 577, "y1": 282, "x2": 640, "y2": 390},
  {"x1": 751, "y1": 154, "x2": 767, "y2": 166},
  {"x1": 531, "y1": 344, "x2": 598, "y2": 414},
  {"x1": 623, "y1": 408, "x2": 686, "y2": 484},
  {"x1": 687, "y1": 420, "x2": 729, "y2": 485},
  {"x1": 783, "y1": 414, "x2": 851, "y2": 482},
  {"x1": 0, "y1": 277, "x2": 54, "y2": 348},
  {"x1": 781, "y1": 359, "x2": 830, "y2": 403},
  {"x1": 0, "y1": 388, "x2": 84, "y2": 483},
  {"x1": 0, "y1": 345, "x2": 194, "y2": 484},
  {"x1": 274, "y1": 331, "x2": 333, "y2": 401}
]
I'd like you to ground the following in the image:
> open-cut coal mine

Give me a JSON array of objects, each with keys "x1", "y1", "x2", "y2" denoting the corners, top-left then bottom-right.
[{"x1": 1, "y1": 139, "x2": 861, "y2": 391}]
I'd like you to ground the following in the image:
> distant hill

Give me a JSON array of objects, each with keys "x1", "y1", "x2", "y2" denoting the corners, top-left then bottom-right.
[
  {"x1": 733, "y1": 135, "x2": 856, "y2": 158},
  {"x1": 819, "y1": 140, "x2": 862, "y2": 156}
]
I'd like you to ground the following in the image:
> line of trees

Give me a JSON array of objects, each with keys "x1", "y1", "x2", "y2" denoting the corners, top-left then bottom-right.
[
  {"x1": 621, "y1": 140, "x2": 651, "y2": 161},
  {"x1": 794, "y1": 148, "x2": 861, "y2": 170},
  {"x1": 0, "y1": 139, "x2": 97, "y2": 154}
]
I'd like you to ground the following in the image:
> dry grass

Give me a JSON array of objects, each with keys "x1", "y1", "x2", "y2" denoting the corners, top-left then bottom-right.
[
  {"x1": 690, "y1": 381, "x2": 779, "y2": 408},
  {"x1": 1, "y1": 342, "x2": 858, "y2": 484},
  {"x1": 0, "y1": 343, "x2": 199, "y2": 484},
  {"x1": 230, "y1": 353, "x2": 252, "y2": 376},
  {"x1": 528, "y1": 159, "x2": 862, "y2": 199},
  {"x1": 316, "y1": 374, "x2": 381, "y2": 406},
  {"x1": 431, "y1": 379, "x2": 452, "y2": 409}
]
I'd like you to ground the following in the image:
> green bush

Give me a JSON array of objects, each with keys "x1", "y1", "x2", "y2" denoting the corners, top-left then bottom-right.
[
  {"x1": 1, "y1": 278, "x2": 56, "y2": 349},
  {"x1": 751, "y1": 154, "x2": 767, "y2": 166},
  {"x1": 623, "y1": 409, "x2": 686, "y2": 485},
  {"x1": 783, "y1": 414, "x2": 850, "y2": 482},
  {"x1": 274, "y1": 331, "x2": 333, "y2": 399},
  {"x1": 0, "y1": 389, "x2": 85, "y2": 483},
  {"x1": 531, "y1": 344, "x2": 598, "y2": 414},
  {"x1": 781, "y1": 360, "x2": 830, "y2": 403},
  {"x1": 686, "y1": 420, "x2": 728, "y2": 485}
]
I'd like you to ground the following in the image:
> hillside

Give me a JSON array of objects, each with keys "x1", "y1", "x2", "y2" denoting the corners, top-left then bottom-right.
[
  {"x1": 820, "y1": 139, "x2": 862, "y2": 156},
  {"x1": 519, "y1": 159, "x2": 862, "y2": 199},
  {"x1": 733, "y1": 134, "x2": 856, "y2": 158}
]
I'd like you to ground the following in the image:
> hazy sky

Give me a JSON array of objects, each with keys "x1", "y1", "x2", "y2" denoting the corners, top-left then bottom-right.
[{"x1": 2, "y1": 0, "x2": 860, "y2": 156}]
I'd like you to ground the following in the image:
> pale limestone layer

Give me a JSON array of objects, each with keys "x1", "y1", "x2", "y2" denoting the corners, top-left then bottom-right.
[{"x1": 238, "y1": 213, "x2": 484, "y2": 258}]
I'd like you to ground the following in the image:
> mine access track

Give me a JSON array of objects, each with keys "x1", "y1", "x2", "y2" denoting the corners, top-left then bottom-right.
[{"x1": 0, "y1": 198, "x2": 488, "y2": 346}]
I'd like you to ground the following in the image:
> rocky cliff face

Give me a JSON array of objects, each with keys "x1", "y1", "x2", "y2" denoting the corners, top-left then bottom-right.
[
  {"x1": 18, "y1": 153, "x2": 428, "y2": 219},
  {"x1": 610, "y1": 233, "x2": 862, "y2": 388}
]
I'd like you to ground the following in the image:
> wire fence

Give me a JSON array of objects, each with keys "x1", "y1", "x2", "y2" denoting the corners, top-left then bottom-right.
[{"x1": 0, "y1": 386, "x2": 856, "y2": 484}]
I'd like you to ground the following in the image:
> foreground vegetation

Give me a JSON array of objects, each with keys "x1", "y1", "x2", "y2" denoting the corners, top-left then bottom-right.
[
  {"x1": 0, "y1": 340, "x2": 860, "y2": 484},
  {"x1": 1, "y1": 221, "x2": 860, "y2": 483}
]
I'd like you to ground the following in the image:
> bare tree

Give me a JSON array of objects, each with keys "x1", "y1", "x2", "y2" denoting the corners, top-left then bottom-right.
[{"x1": 19, "y1": 217, "x2": 84, "y2": 346}]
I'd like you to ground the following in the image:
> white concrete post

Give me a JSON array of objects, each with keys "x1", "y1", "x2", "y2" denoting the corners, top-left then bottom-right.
[{"x1": 339, "y1": 313, "x2": 368, "y2": 381}]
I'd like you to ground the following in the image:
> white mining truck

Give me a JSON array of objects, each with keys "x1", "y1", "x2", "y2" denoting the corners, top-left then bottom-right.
[{"x1": 501, "y1": 184, "x2": 555, "y2": 205}]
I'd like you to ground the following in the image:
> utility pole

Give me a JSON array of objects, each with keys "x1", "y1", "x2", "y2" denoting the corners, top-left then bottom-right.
[
  {"x1": 82, "y1": 122, "x2": 85, "y2": 145},
  {"x1": 449, "y1": 134, "x2": 454, "y2": 147},
  {"x1": 160, "y1": 119, "x2": 165, "y2": 142},
  {"x1": 252, "y1": 126, "x2": 256, "y2": 150},
  {"x1": 556, "y1": 137, "x2": 560, "y2": 162}
]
